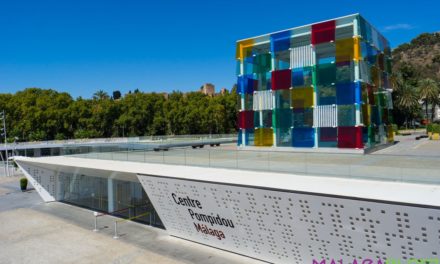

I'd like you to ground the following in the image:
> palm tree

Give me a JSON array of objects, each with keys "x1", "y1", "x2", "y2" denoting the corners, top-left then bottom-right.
[
  {"x1": 93, "y1": 90, "x2": 109, "y2": 100},
  {"x1": 418, "y1": 78, "x2": 439, "y2": 122},
  {"x1": 394, "y1": 79, "x2": 420, "y2": 128}
]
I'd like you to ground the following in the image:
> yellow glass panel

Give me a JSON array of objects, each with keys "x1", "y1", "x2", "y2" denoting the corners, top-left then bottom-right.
[
  {"x1": 335, "y1": 38, "x2": 354, "y2": 62},
  {"x1": 362, "y1": 104, "x2": 371, "y2": 126},
  {"x1": 335, "y1": 37, "x2": 361, "y2": 62},
  {"x1": 236, "y1": 39, "x2": 255, "y2": 61},
  {"x1": 291, "y1": 87, "x2": 314, "y2": 108},
  {"x1": 354, "y1": 37, "x2": 361, "y2": 61},
  {"x1": 255, "y1": 128, "x2": 273, "y2": 146}
]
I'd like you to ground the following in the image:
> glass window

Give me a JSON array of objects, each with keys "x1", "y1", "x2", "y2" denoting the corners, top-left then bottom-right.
[
  {"x1": 336, "y1": 61, "x2": 354, "y2": 84},
  {"x1": 317, "y1": 84, "x2": 336, "y2": 105},
  {"x1": 274, "y1": 90, "x2": 291, "y2": 109},
  {"x1": 337, "y1": 105, "x2": 357, "y2": 126},
  {"x1": 292, "y1": 108, "x2": 313, "y2": 128},
  {"x1": 254, "y1": 110, "x2": 272, "y2": 128},
  {"x1": 276, "y1": 128, "x2": 292, "y2": 147},
  {"x1": 316, "y1": 42, "x2": 335, "y2": 64}
]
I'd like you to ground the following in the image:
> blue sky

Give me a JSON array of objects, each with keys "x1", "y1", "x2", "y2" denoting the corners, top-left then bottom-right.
[{"x1": 1, "y1": 0, "x2": 439, "y2": 98}]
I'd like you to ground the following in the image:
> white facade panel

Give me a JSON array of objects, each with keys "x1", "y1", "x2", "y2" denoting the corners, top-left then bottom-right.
[
  {"x1": 16, "y1": 162, "x2": 56, "y2": 202},
  {"x1": 253, "y1": 90, "x2": 273, "y2": 111},
  {"x1": 314, "y1": 105, "x2": 338, "y2": 127},
  {"x1": 138, "y1": 174, "x2": 440, "y2": 264},
  {"x1": 291, "y1": 45, "x2": 314, "y2": 68}
]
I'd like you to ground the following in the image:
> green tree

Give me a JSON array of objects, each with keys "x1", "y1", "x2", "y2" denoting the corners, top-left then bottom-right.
[
  {"x1": 417, "y1": 78, "x2": 439, "y2": 122},
  {"x1": 393, "y1": 78, "x2": 420, "y2": 128}
]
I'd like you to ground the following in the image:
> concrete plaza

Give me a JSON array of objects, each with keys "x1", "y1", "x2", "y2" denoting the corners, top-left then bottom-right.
[{"x1": 0, "y1": 176, "x2": 261, "y2": 264}]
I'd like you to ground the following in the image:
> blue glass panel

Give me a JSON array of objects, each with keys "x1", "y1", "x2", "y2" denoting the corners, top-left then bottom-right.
[
  {"x1": 270, "y1": 30, "x2": 291, "y2": 53},
  {"x1": 243, "y1": 56, "x2": 254, "y2": 75},
  {"x1": 237, "y1": 75, "x2": 256, "y2": 94},
  {"x1": 237, "y1": 129, "x2": 243, "y2": 145},
  {"x1": 367, "y1": 46, "x2": 377, "y2": 65},
  {"x1": 238, "y1": 129, "x2": 255, "y2": 146},
  {"x1": 292, "y1": 69, "x2": 304, "y2": 86},
  {"x1": 292, "y1": 127, "x2": 315, "y2": 147},
  {"x1": 292, "y1": 67, "x2": 313, "y2": 88},
  {"x1": 336, "y1": 82, "x2": 361, "y2": 105},
  {"x1": 318, "y1": 57, "x2": 334, "y2": 64}
]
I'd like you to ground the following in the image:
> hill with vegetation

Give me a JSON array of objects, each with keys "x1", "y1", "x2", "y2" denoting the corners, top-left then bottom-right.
[
  {"x1": 391, "y1": 33, "x2": 440, "y2": 126},
  {"x1": 392, "y1": 32, "x2": 440, "y2": 82}
]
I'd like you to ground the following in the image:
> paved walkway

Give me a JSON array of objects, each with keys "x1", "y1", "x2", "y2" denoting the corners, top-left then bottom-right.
[
  {"x1": 374, "y1": 134, "x2": 440, "y2": 156},
  {"x1": 0, "y1": 177, "x2": 262, "y2": 264}
]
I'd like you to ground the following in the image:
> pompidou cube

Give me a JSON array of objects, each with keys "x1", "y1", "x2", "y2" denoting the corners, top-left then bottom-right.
[{"x1": 236, "y1": 14, "x2": 393, "y2": 149}]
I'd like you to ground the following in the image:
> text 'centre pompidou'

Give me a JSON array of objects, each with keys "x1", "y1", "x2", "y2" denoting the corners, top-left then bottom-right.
[{"x1": 236, "y1": 14, "x2": 393, "y2": 149}]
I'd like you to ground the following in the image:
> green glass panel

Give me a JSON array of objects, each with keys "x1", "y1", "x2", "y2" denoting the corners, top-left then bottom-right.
[
  {"x1": 316, "y1": 63, "x2": 336, "y2": 86},
  {"x1": 274, "y1": 90, "x2": 291, "y2": 109},
  {"x1": 253, "y1": 53, "x2": 272, "y2": 74},
  {"x1": 243, "y1": 93, "x2": 253, "y2": 110},
  {"x1": 273, "y1": 108, "x2": 292, "y2": 128}
]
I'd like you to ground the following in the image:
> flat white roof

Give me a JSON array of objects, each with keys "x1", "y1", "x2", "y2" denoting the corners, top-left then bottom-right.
[
  {"x1": 14, "y1": 156, "x2": 440, "y2": 208},
  {"x1": 236, "y1": 13, "x2": 359, "y2": 43}
]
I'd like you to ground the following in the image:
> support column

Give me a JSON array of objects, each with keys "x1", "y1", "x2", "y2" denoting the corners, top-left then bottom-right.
[
  {"x1": 353, "y1": 17, "x2": 362, "y2": 127},
  {"x1": 312, "y1": 44, "x2": 319, "y2": 148},
  {"x1": 108, "y1": 178, "x2": 114, "y2": 213}
]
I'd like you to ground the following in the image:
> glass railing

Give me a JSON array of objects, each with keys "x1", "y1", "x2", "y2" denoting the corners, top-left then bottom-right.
[
  {"x1": 70, "y1": 148, "x2": 440, "y2": 185},
  {"x1": 2, "y1": 134, "x2": 236, "y2": 148}
]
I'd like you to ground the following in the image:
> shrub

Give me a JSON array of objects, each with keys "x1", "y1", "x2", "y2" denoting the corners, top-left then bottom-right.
[
  {"x1": 20, "y1": 178, "x2": 28, "y2": 190},
  {"x1": 432, "y1": 124, "x2": 440, "y2": 134},
  {"x1": 427, "y1": 123, "x2": 434, "y2": 133}
]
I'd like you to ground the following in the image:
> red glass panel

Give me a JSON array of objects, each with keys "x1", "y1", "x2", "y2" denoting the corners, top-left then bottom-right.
[
  {"x1": 271, "y1": 69, "x2": 292, "y2": 90},
  {"x1": 238, "y1": 111, "x2": 254, "y2": 129},
  {"x1": 338, "y1": 126, "x2": 363, "y2": 148},
  {"x1": 312, "y1": 20, "x2": 336, "y2": 45}
]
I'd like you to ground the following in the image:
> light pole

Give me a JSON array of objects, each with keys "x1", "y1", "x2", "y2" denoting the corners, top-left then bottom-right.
[{"x1": 0, "y1": 110, "x2": 8, "y2": 176}]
